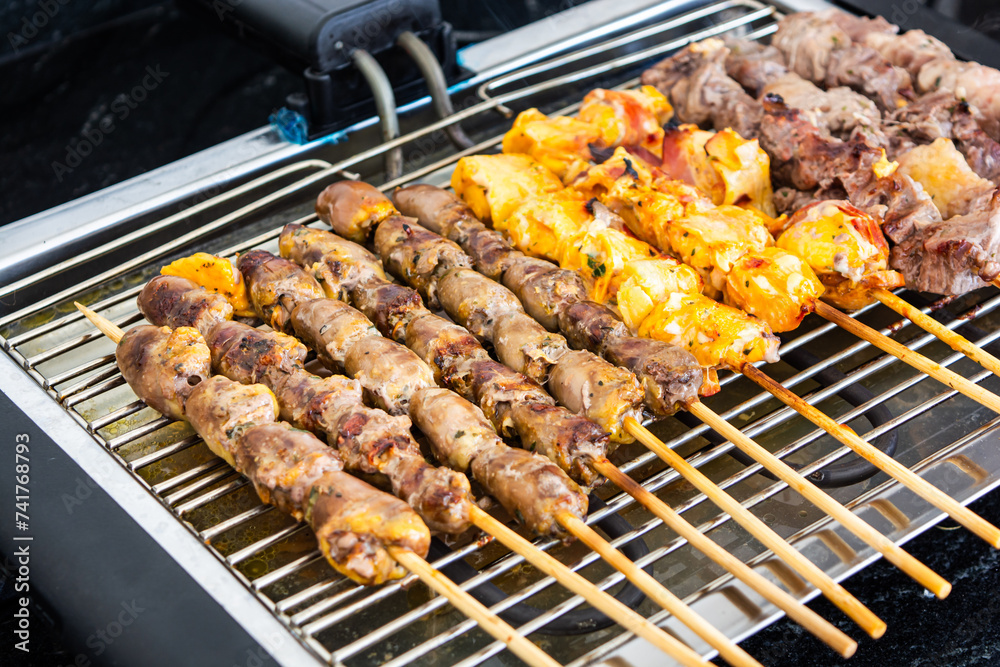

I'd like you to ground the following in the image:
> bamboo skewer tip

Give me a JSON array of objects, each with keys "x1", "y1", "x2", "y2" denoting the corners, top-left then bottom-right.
[{"x1": 75, "y1": 301, "x2": 124, "y2": 343}]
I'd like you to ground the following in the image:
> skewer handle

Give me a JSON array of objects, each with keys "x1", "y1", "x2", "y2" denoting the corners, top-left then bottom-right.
[
  {"x1": 742, "y1": 363, "x2": 1000, "y2": 549},
  {"x1": 687, "y1": 402, "x2": 950, "y2": 599},
  {"x1": 624, "y1": 417, "x2": 887, "y2": 639},
  {"x1": 388, "y1": 547, "x2": 562, "y2": 667},
  {"x1": 556, "y1": 511, "x2": 764, "y2": 667},
  {"x1": 815, "y1": 300, "x2": 1000, "y2": 415},
  {"x1": 592, "y1": 458, "x2": 857, "y2": 658},
  {"x1": 872, "y1": 289, "x2": 1000, "y2": 378},
  {"x1": 75, "y1": 302, "x2": 124, "y2": 343},
  {"x1": 468, "y1": 507, "x2": 711, "y2": 667}
]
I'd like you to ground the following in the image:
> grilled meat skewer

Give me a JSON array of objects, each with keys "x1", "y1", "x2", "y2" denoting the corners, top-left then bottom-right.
[
  {"x1": 139, "y1": 274, "x2": 474, "y2": 534},
  {"x1": 233, "y1": 251, "x2": 588, "y2": 539},
  {"x1": 280, "y1": 224, "x2": 609, "y2": 487},
  {"x1": 113, "y1": 321, "x2": 430, "y2": 584}
]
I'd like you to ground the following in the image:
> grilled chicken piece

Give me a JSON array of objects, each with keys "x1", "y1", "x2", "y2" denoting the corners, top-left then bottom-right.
[
  {"x1": 279, "y1": 223, "x2": 389, "y2": 300},
  {"x1": 290, "y1": 297, "x2": 379, "y2": 369},
  {"x1": 502, "y1": 257, "x2": 590, "y2": 332},
  {"x1": 724, "y1": 248, "x2": 825, "y2": 332},
  {"x1": 577, "y1": 86, "x2": 674, "y2": 157},
  {"x1": 206, "y1": 320, "x2": 308, "y2": 387},
  {"x1": 404, "y1": 311, "x2": 492, "y2": 399},
  {"x1": 895, "y1": 139, "x2": 997, "y2": 218},
  {"x1": 292, "y1": 299, "x2": 435, "y2": 417},
  {"x1": 138, "y1": 275, "x2": 234, "y2": 338},
  {"x1": 316, "y1": 180, "x2": 396, "y2": 243},
  {"x1": 410, "y1": 388, "x2": 588, "y2": 539},
  {"x1": 776, "y1": 201, "x2": 904, "y2": 309},
  {"x1": 184, "y1": 375, "x2": 280, "y2": 466},
  {"x1": 352, "y1": 282, "x2": 428, "y2": 344},
  {"x1": 235, "y1": 422, "x2": 430, "y2": 585},
  {"x1": 237, "y1": 250, "x2": 325, "y2": 333},
  {"x1": 373, "y1": 216, "x2": 472, "y2": 310},
  {"x1": 502, "y1": 108, "x2": 603, "y2": 182},
  {"x1": 639, "y1": 293, "x2": 780, "y2": 368},
  {"x1": 505, "y1": 190, "x2": 593, "y2": 262},
  {"x1": 615, "y1": 257, "x2": 704, "y2": 330},
  {"x1": 437, "y1": 267, "x2": 529, "y2": 342},
  {"x1": 493, "y1": 316, "x2": 570, "y2": 386},
  {"x1": 452, "y1": 154, "x2": 563, "y2": 226},
  {"x1": 116, "y1": 325, "x2": 212, "y2": 422}
]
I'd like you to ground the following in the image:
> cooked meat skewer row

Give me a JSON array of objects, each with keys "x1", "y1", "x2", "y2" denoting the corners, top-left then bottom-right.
[
  {"x1": 139, "y1": 273, "x2": 474, "y2": 535},
  {"x1": 821, "y1": 8, "x2": 1000, "y2": 143},
  {"x1": 394, "y1": 180, "x2": 954, "y2": 594},
  {"x1": 234, "y1": 248, "x2": 762, "y2": 667},
  {"x1": 279, "y1": 220, "x2": 857, "y2": 656},
  {"x1": 315, "y1": 182, "x2": 894, "y2": 641},
  {"x1": 75, "y1": 304, "x2": 565, "y2": 667},
  {"x1": 460, "y1": 89, "x2": 1000, "y2": 551}
]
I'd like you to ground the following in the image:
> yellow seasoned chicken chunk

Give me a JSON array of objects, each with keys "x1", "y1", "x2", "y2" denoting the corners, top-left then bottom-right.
[
  {"x1": 578, "y1": 86, "x2": 673, "y2": 157},
  {"x1": 724, "y1": 248, "x2": 824, "y2": 332},
  {"x1": 161, "y1": 252, "x2": 255, "y2": 317},
  {"x1": 502, "y1": 109, "x2": 603, "y2": 182},
  {"x1": 637, "y1": 292, "x2": 780, "y2": 369},
  {"x1": 660, "y1": 125, "x2": 777, "y2": 217},
  {"x1": 452, "y1": 154, "x2": 562, "y2": 227},
  {"x1": 505, "y1": 191, "x2": 591, "y2": 261},
  {"x1": 616, "y1": 257, "x2": 705, "y2": 330},
  {"x1": 776, "y1": 200, "x2": 904, "y2": 310}
]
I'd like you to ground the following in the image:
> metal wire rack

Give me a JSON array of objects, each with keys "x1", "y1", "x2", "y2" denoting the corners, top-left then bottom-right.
[{"x1": 5, "y1": 1, "x2": 1000, "y2": 664}]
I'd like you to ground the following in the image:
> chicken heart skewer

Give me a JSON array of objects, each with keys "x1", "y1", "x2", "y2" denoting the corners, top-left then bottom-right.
[
  {"x1": 238, "y1": 247, "x2": 763, "y2": 667},
  {"x1": 394, "y1": 180, "x2": 949, "y2": 600},
  {"x1": 312, "y1": 182, "x2": 888, "y2": 641},
  {"x1": 74, "y1": 303, "x2": 562, "y2": 667},
  {"x1": 146, "y1": 263, "x2": 719, "y2": 666},
  {"x1": 277, "y1": 222, "x2": 856, "y2": 655}
]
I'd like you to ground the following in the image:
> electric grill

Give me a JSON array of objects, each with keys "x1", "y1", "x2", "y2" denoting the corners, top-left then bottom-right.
[{"x1": 4, "y1": 0, "x2": 1000, "y2": 665}]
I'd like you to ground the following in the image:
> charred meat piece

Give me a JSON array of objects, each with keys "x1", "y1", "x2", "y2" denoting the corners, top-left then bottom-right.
[
  {"x1": 502, "y1": 258, "x2": 590, "y2": 332},
  {"x1": 344, "y1": 336, "x2": 436, "y2": 417},
  {"x1": 235, "y1": 422, "x2": 430, "y2": 584},
  {"x1": 405, "y1": 311, "x2": 491, "y2": 398},
  {"x1": 138, "y1": 275, "x2": 233, "y2": 338},
  {"x1": 373, "y1": 216, "x2": 472, "y2": 310},
  {"x1": 237, "y1": 250, "x2": 325, "y2": 333},
  {"x1": 351, "y1": 282, "x2": 428, "y2": 344},
  {"x1": 601, "y1": 333, "x2": 703, "y2": 414},
  {"x1": 468, "y1": 357, "x2": 556, "y2": 438},
  {"x1": 116, "y1": 325, "x2": 213, "y2": 422},
  {"x1": 410, "y1": 388, "x2": 588, "y2": 539},
  {"x1": 269, "y1": 369, "x2": 364, "y2": 434},
  {"x1": 185, "y1": 375, "x2": 280, "y2": 467},
  {"x1": 493, "y1": 314, "x2": 569, "y2": 386},
  {"x1": 509, "y1": 402, "x2": 607, "y2": 487},
  {"x1": 279, "y1": 223, "x2": 388, "y2": 300},
  {"x1": 205, "y1": 320, "x2": 308, "y2": 387},
  {"x1": 437, "y1": 268, "x2": 525, "y2": 342},
  {"x1": 291, "y1": 298, "x2": 380, "y2": 369}
]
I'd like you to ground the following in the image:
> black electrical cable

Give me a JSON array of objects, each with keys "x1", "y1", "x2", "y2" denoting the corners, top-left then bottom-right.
[
  {"x1": 676, "y1": 344, "x2": 898, "y2": 488},
  {"x1": 429, "y1": 494, "x2": 652, "y2": 635}
]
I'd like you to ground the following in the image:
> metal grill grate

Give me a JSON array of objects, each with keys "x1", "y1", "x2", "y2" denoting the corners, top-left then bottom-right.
[{"x1": 5, "y1": 1, "x2": 1000, "y2": 664}]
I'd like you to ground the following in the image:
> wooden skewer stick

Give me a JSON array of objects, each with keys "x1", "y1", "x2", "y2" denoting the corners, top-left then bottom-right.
[
  {"x1": 554, "y1": 512, "x2": 763, "y2": 667},
  {"x1": 685, "y1": 403, "x2": 950, "y2": 598},
  {"x1": 592, "y1": 458, "x2": 858, "y2": 658},
  {"x1": 815, "y1": 301, "x2": 1000, "y2": 415},
  {"x1": 389, "y1": 547, "x2": 563, "y2": 667},
  {"x1": 469, "y1": 507, "x2": 711, "y2": 667},
  {"x1": 742, "y1": 362, "x2": 1000, "y2": 549},
  {"x1": 871, "y1": 289, "x2": 1000, "y2": 378},
  {"x1": 624, "y1": 417, "x2": 887, "y2": 639},
  {"x1": 74, "y1": 303, "x2": 563, "y2": 667}
]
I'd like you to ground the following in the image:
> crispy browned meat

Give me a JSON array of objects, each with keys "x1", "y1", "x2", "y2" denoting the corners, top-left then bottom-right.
[
  {"x1": 117, "y1": 324, "x2": 212, "y2": 422},
  {"x1": 290, "y1": 298, "x2": 379, "y2": 369},
  {"x1": 509, "y1": 402, "x2": 607, "y2": 487},
  {"x1": 502, "y1": 257, "x2": 590, "y2": 332},
  {"x1": 237, "y1": 250, "x2": 324, "y2": 333},
  {"x1": 138, "y1": 275, "x2": 233, "y2": 338},
  {"x1": 493, "y1": 315, "x2": 569, "y2": 386},
  {"x1": 410, "y1": 388, "x2": 587, "y2": 538},
  {"x1": 351, "y1": 282, "x2": 427, "y2": 344},
  {"x1": 373, "y1": 217, "x2": 472, "y2": 310},
  {"x1": 279, "y1": 224, "x2": 388, "y2": 300},
  {"x1": 405, "y1": 311, "x2": 492, "y2": 397},
  {"x1": 437, "y1": 267, "x2": 530, "y2": 342},
  {"x1": 185, "y1": 375, "x2": 280, "y2": 466},
  {"x1": 316, "y1": 181, "x2": 396, "y2": 243},
  {"x1": 235, "y1": 422, "x2": 429, "y2": 584},
  {"x1": 205, "y1": 320, "x2": 308, "y2": 387}
]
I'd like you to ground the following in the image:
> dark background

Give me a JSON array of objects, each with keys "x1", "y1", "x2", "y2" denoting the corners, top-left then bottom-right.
[{"x1": 3, "y1": 1, "x2": 1000, "y2": 665}]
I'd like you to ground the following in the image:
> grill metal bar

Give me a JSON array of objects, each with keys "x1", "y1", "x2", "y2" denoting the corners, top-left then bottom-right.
[{"x1": 5, "y1": 2, "x2": 1000, "y2": 665}]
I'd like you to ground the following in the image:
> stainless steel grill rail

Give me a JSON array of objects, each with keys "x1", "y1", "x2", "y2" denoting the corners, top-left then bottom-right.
[{"x1": 5, "y1": 1, "x2": 1000, "y2": 665}]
